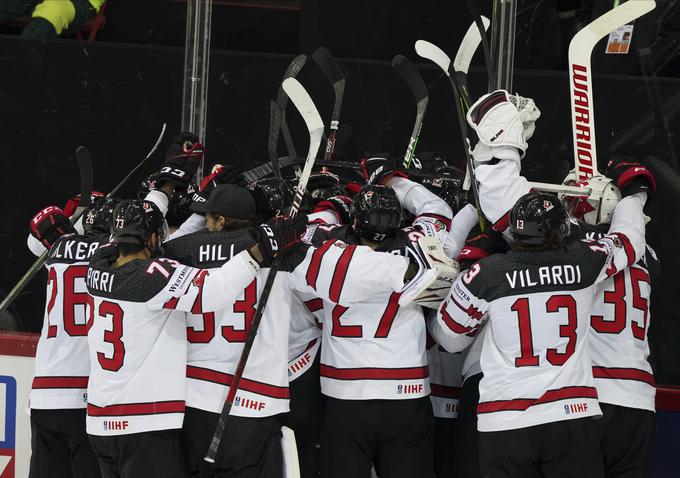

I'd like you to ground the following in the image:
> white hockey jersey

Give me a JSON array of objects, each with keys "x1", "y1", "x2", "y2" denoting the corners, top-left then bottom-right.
[
  {"x1": 86, "y1": 243, "x2": 259, "y2": 436},
  {"x1": 429, "y1": 194, "x2": 648, "y2": 432},
  {"x1": 287, "y1": 291, "x2": 323, "y2": 382},
  {"x1": 29, "y1": 232, "x2": 109, "y2": 410}
]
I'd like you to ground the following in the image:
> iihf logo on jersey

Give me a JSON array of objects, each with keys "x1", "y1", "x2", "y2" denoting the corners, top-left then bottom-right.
[{"x1": 397, "y1": 385, "x2": 403, "y2": 395}]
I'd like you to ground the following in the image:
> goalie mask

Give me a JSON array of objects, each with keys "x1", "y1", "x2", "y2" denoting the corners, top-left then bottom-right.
[
  {"x1": 509, "y1": 192, "x2": 570, "y2": 247},
  {"x1": 561, "y1": 173, "x2": 621, "y2": 226},
  {"x1": 351, "y1": 185, "x2": 403, "y2": 242},
  {"x1": 111, "y1": 200, "x2": 167, "y2": 255}
]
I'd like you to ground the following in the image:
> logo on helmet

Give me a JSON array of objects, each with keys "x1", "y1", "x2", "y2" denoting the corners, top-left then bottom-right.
[{"x1": 543, "y1": 200, "x2": 554, "y2": 212}]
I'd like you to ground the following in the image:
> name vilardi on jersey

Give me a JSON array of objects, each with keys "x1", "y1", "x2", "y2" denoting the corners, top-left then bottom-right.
[
  {"x1": 50, "y1": 239, "x2": 100, "y2": 261},
  {"x1": 506, "y1": 264, "x2": 582, "y2": 288}
]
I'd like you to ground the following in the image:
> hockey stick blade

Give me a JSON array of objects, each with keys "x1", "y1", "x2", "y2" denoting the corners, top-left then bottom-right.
[
  {"x1": 466, "y1": 0, "x2": 494, "y2": 88},
  {"x1": 569, "y1": 0, "x2": 655, "y2": 180},
  {"x1": 392, "y1": 55, "x2": 428, "y2": 103},
  {"x1": 275, "y1": 54, "x2": 308, "y2": 160},
  {"x1": 268, "y1": 100, "x2": 284, "y2": 179},
  {"x1": 313, "y1": 47, "x2": 346, "y2": 168},
  {"x1": 205, "y1": 78, "x2": 324, "y2": 464},
  {"x1": 453, "y1": 16, "x2": 490, "y2": 75},
  {"x1": 415, "y1": 40, "x2": 452, "y2": 77}
]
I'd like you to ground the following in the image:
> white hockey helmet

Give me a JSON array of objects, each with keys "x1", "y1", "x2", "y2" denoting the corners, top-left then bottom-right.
[{"x1": 560, "y1": 172, "x2": 621, "y2": 226}]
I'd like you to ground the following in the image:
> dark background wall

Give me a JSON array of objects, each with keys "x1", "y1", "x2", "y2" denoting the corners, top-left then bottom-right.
[{"x1": 1, "y1": 0, "x2": 680, "y2": 383}]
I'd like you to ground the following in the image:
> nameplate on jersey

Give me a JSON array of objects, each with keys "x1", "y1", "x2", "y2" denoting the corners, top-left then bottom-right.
[{"x1": 506, "y1": 265, "x2": 582, "y2": 289}]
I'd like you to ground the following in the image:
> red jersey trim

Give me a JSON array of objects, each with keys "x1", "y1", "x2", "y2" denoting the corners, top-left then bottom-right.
[
  {"x1": 306, "y1": 240, "x2": 336, "y2": 290},
  {"x1": 186, "y1": 365, "x2": 290, "y2": 399},
  {"x1": 88, "y1": 400, "x2": 185, "y2": 417},
  {"x1": 320, "y1": 364, "x2": 429, "y2": 381},
  {"x1": 492, "y1": 212, "x2": 510, "y2": 232},
  {"x1": 477, "y1": 386, "x2": 598, "y2": 414},
  {"x1": 430, "y1": 384, "x2": 461, "y2": 399},
  {"x1": 32, "y1": 376, "x2": 88, "y2": 389},
  {"x1": 304, "y1": 298, "x2": 324, "y2": 313},
  {"x1": 592, "y1": 366, "x2": 655, "y2": 386},
  {"x1": 612, "y1": 232, "x2": 636, "y2": 267},
  {"x1": 329, "y1": 244, "x2": 357, "y2": 303}
]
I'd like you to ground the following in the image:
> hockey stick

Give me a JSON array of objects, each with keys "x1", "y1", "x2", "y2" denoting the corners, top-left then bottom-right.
[
  {"x1": 312, "y1": 46, "x2": 346, "y2": 172},
  {"x1": 392, "y1": 55, "x2": 429, "y2": 169},
  {"x1": 268, "y1": 100, "x2": 285, "y2": 179},
  {"x1": 205, "y1": 78, "x2": 324, "y2": 463},
  {"x1": 569, "y1": 0, "x2": 655, "y2": 180},
  {"x1": 453, "y1": 17, "x2": 491, "y2": 112},
  {"x1": 466, "y1": 0, "x2": 494, "y2": 89},
  {"x1": 415, "y1": 40, "x2": 486, "y2": 230},
  {"x1": 275, "y1": 54, "x2": 308, "y2": 162},
  {"x1": 0, "y1": 146, "x2": 92, "y2": 315},
  {"x1": 0, "y1": 123, "x2": 167, "y2": 314}
]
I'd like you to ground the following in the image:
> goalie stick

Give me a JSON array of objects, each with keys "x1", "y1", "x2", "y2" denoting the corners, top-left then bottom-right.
[
  {"x1": 205, "y1": 77, "x2": 324, "y2": 463},
  {"x1": 312, "y1": 46, "x2": 346, "y2": 171},
  {"x1": 392, "y1": 55, "x2": 429, "y2": 169},
  {"x1": 415, "y1": 39, "x2": 487, "y2": 230},
  {"x1": 466, "y1": 0, "x2": 494, "y2": 89},
  {"x1": 569, "y1": 0, "x2": 655, "y2": 180},
  {"x1": 0, "y1": 123, "x2": 167, "y2": 314}
]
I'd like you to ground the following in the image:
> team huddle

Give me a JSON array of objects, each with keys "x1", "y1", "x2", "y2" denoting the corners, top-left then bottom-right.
[{"x1": 24, "y1": 90, "x2": 657, "y2": 478}]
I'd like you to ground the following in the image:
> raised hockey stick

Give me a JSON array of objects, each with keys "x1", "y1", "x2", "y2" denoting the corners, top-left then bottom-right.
[
  {"x1": 312, "y1": 46, "x2": 346, "y2": 171},
  {"x1": 466, "y1": 0, "x2": 494, "y2": 89},
  {"x1": 0, "y1": 123, "x2": 167, "y2": 314},
  {"x1": 453, "y1": 17, "x2": 491, "y2": 111},
  {"x1": 392, "y1": 55, "x2": 429, "y2": 169},
  {"x1": 270, "y1": 54, "x2": 308, "y2": 166},
  {"x1": 268, "y1": 100, "x2": 285, "y2": 179},
  {"x1": 569, "y1": 0, "x2": 655, "y2": 180},
  {"x1": 415, "y1": 39, "x2": 486, "y2": 230},
  {"x1": 75, "y1": 146, "x2": 94, "y2": 214},
  {"x1": 205, "y1": 77, "x2": 324, "y2": 463}
]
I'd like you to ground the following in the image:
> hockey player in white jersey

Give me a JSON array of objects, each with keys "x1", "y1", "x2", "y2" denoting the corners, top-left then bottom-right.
[
  {"x1": 162, "y1": 181, "x2": 307, "y2": 478},
  {"x1": 429, "y1": 90, "x2": 655, "y2": 477},
  {"x1": 298, "y1": 161, "x2": 454, "y2": 478},
  {"x1": 562, "y1": 161, "x2": 658, "y2": 477},
  {"x1": 26, "y1": 196, "x2": 117, "y2": 478}
]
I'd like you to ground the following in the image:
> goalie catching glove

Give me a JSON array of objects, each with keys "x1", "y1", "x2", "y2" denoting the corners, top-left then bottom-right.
[
  {"x1": 399, "y1": 236, "x2": 460, "y2": 309},
  {"x1": 30, "y1": 206, "x2": 75, "y2": 249}
]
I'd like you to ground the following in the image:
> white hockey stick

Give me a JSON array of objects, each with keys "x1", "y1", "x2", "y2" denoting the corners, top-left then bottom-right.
[
  {"x1": 527, "y1": 181, "x2": 591, "y2": 196},
  {"x1": 569, "y1": 0, "x2": 655, "y2": 180},
  {"x1": 205, "y1": 78, "x2": 324, "y2": 463}
]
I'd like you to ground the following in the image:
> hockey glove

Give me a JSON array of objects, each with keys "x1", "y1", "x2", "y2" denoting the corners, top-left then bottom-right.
[
  {"x1": 399, "y1": 236, "x2": 460, "y2": 309},
  {"x1": 467, "y1": 90, "x2": 528, "y2": 163},
  {"x1": 605, "y1": 156, "x2": 656, "y2": 197},
  {"x1": 361, "y1": 156, "x2": 408, "y2": 185},
  {"x1": 251, "y1": 213, "x2": 308, "y2": 266},
  {"x1": 157, "y1": 132, "x2": 205, "y2": 188},
  {"x1": 312, "y1": 195, "x2": 352, "y2": 224},
  {"x1": 458, "y1": 225, "x2": 508, "y2": 270},
  {"x1": 30, "y1": 206, "x2": 75, "y2": 249},
  {"x1": 508, "y1": 94, "x2": 541, "y2": 141},
  {"x1": 63, "y1": 191, "x2": 105, "y2": 218}
]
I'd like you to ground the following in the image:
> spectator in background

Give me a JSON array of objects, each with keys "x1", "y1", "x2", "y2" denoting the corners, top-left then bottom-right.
[{"x1": 0, "y1": 0, "x2": 104, "y2": 39}]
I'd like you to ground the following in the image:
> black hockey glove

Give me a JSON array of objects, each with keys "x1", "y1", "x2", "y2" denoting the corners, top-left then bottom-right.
[
  {"x1": 157, "y1": 132, "x2": 205, "y2": 189},
  {"x1": 457, "y1": 224, "x2": 508, "y2": 270},
  {"x1": 30, "y1": 206, "x2": 75, "y2": 249},
  {"x1": 361, "y1": 156, "x2": 408, "y2": 185},
  {"x1": 605, "y1": 156, "x2": 656, "y2": 197},
  {"x1": 250, "y1": 213, "x2": 308, "y2": 266}
]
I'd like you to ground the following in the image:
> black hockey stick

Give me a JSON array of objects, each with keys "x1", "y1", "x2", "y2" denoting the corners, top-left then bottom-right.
[
  {"x1": 392, "y1": 55, "x2": 429, "y2": 169},
  {"x1": 415, "y1": 40, "x2": 487, "y2": 230},
  {"x1": 0, "y1": 123, "x2": 167, "y2": 314},
  {"x1": 312, "y1": 46, "x2": 346, "y2": 171},
  {"x1": 205, "y1": 78, "x2": 324, "y2": 463},
  {"x1": 466, "y1": 0, "x2": 494, "y2": 90},
  {"x1": 270, "y1": 54, "x2": 308, "y2": 168},
  {"x1": 268, "y1": 100, "x2": 284, "y2": 179}
]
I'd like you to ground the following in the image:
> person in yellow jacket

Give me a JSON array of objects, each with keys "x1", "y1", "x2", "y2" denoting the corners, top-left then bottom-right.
[{"x1": 0, "y1": 0, "x2": 105, "y2": 39}]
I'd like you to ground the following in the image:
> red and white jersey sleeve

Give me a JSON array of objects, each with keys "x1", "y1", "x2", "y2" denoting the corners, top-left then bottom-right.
[
  {"x1": 474, "y1": 149, "x2": 529, "y2": 224},
  {"x1": 388, "y1": 176, "x2": 452, "y2": 243},
  {"x1": 427, "y1": 322, "x2": 463, "y2": 418},
  {"x1": 444, "y1": 204, "x2": 480, "y2": 259},
  {"x1": 290, "y1": 241, "x2": 428, "y2": 400},
  {"x1": 30, "y1": 234, "x2": 107, "y2": 410}
]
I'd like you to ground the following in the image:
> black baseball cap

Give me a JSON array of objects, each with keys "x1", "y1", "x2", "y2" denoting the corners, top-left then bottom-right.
[{"x1": 190, "y1": 184, "x2": 256, "y2": 219}]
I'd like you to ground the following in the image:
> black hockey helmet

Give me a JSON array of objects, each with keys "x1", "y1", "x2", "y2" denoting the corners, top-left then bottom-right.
[
  {"x1": 249, "y1": 178, "x2": 294, "y2": 216},
  {"x1": 111, "y1": 200, "x2": 166, "y2": 246},
  {"x1": 509, "y1": 192, "x2": 570, "y2": 247},
  {"x1": 351, "y1": 184, "x2": 403, "y2": 242},
  {"x1": 83, "y1": 197, "x2": 119, "y2": 236},
  {"x1": 137, "y1": 172, "x2": 159, "y2": 199},
  {"x1": 166, "y1": 182, "x2": 197, "y2": 227},
  {"x1": 306, "y1": 171, "x2": 345, "y2": 201},
  {"x1": 421, "y1": 165, "x2": 469, "y2": 215}
]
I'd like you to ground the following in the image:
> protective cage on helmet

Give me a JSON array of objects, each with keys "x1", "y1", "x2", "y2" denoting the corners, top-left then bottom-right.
[
  {"x1": 509, "y1": 192, "x2": 570, "y2": 247},
  {"x1": 351, "y1": 185, "x2": 403, "y2": 242},
  {"x1": 111, "y1": 200, "x2": 166, "y2": 245}
]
